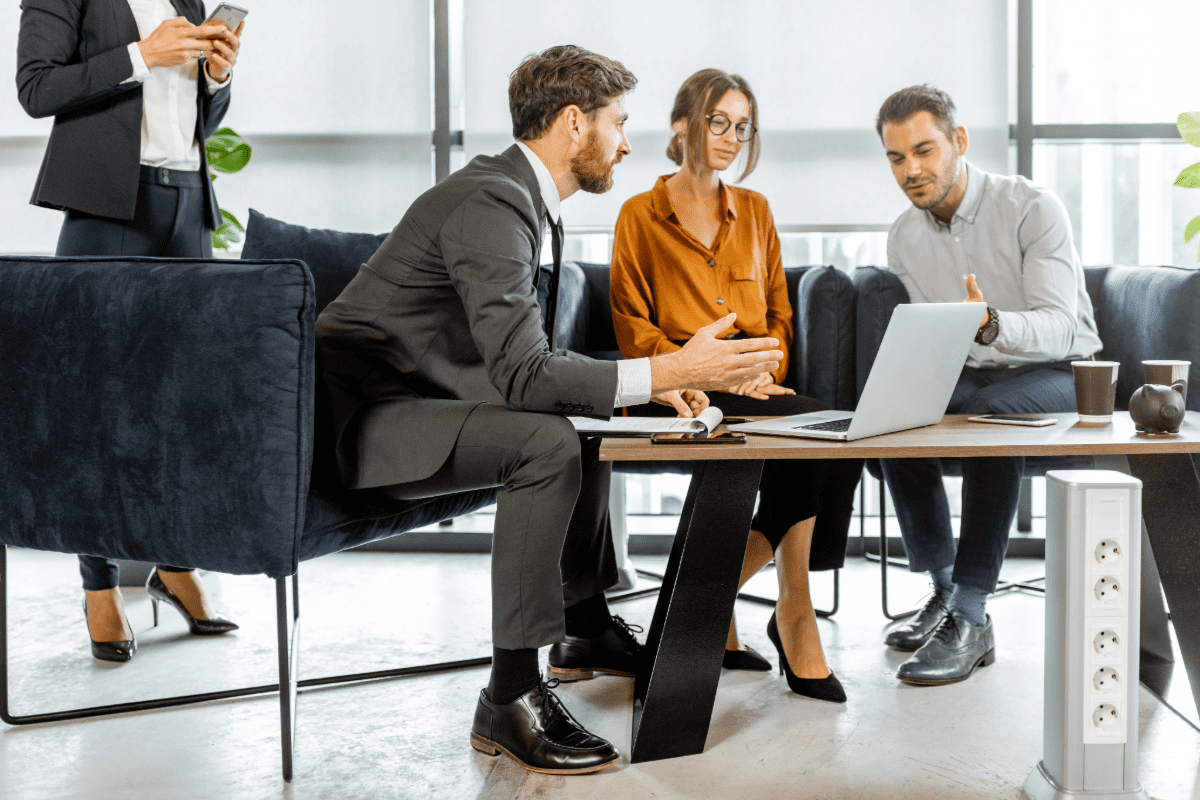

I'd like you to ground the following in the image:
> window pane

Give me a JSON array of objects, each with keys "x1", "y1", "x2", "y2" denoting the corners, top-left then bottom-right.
[
  {"x1": 463, "y1": 0, "x2": 1010, "y2": 228},
  {"x1": 1033, "y1": 141, "x2": 1200, "y2": 267},
  {"x1": 1033, "y1": 0, "x2": 1200, "y2": 124}
]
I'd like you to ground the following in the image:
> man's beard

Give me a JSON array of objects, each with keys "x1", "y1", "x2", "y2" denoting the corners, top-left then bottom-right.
[
  {"x1": 570, "y1": 131, "x2": 618, "y2": 194},
  {"x1": 906, "y1": 157, "x2": 961, "y2": 211}
]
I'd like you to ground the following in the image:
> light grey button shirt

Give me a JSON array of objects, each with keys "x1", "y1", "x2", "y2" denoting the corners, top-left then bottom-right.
[{"x1": 887, "y1": 160, "x2": 1102, "y2": 368}]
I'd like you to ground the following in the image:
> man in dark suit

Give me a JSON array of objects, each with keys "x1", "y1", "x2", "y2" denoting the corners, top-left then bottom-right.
[
  {"x1": 17, "y1": 0, "x2": 243, "y2": 661},
  {"x1": 316, "y1": 45, "x2": 784, "y2": 774}
]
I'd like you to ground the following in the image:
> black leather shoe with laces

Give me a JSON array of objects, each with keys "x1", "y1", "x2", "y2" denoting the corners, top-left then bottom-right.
[
  {"x1": 883, "y1": 586, "x2": 950, "y2": 651},
  {"x1": 470, "y1": 679, "x2": 621, "y2": 774},
  {"x1": 896, "y1": 611, "x2": 995, "y2": 685},
  {"x1": 547, "y1": 615, "x2": 643, "y2": 681}
]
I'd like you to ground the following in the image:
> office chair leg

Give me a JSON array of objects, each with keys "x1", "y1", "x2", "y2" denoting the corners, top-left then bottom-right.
[
  {"x1": 276, "y1": 575, "x2": 298, "y2": 781},
  {"x1": 864, "y1": 477, "x2": 919, "y2": 621}
]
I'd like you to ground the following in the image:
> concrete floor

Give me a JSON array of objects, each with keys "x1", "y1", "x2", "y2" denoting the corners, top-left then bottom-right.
[{"x1": 1, "y1": 546, "x2": 1197, "y2": 800}]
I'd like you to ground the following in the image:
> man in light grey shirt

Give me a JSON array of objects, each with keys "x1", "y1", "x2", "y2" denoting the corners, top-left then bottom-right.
[{"x1": 874, "y1": 85, "x2": 1100, "y2": 686}]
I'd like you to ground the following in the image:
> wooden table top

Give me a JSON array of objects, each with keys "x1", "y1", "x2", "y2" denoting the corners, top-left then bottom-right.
[{"x1": 599, "y1": 412, "x2": 1200, "y2": 462}]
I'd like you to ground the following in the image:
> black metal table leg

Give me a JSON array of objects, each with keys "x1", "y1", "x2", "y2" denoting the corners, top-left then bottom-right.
[
  {"x1": 630, "y1": 459, "x2": 763, "y2": 763},
  {"x1": 1126, "y1": 453, "x2": 1200, "y2": 723}
]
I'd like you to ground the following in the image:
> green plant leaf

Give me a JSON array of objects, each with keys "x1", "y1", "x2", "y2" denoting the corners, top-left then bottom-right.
[
  {"x1": 206, "y1": 126, "x2": 251, "y2": 174},
  {"x1": 1186, "y1": 215, "x2": 1200, "y2": 243},
  {"x1": 210, "y1": 209, "x2": 245, "y2": 250},
  {"x1": 1179, "y1": 112, "x2": 1200, "y2": 148},
  {"x1": 1174, "y1": 162, "x2": 1200, "y2": 188}
]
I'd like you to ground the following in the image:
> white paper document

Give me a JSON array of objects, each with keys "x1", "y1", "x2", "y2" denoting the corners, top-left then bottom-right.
[{"x1": 567, "y1": 406, "x2": 724, "y2": 437}]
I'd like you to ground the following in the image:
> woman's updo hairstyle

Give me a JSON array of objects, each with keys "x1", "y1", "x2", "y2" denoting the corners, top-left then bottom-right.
[{"x1": 666, "y1": 68, "x2": 760, "y2": 182}]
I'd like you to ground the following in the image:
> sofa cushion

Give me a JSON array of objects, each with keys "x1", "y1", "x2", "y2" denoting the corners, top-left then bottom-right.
[{"x1": 242, "y1": 209, "x2": 387, "y2": 317}]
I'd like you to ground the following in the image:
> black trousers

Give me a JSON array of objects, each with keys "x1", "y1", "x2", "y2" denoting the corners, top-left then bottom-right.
[
  {"x1": 57, "y1": 166, "x2": 214, "y2": 591},
  {"x1": 632, "y1": 392, "x2": 863, "y2": 570},
  {"x1": 381, "y1": 404, "x2": 617, "y2": 650}
]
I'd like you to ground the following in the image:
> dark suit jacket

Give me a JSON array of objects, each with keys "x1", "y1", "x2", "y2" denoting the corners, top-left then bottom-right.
[
  {"x1": 315, "y1": 145, "x2": 620, "y2": 489},
  {"x1": 17, "y1": 0, "x2": 230, "y2": 227}
]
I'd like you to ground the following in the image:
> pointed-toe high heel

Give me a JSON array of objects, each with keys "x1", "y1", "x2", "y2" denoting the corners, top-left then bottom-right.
[
  {"x1": 766, "y1": 610, "x2": 846, "y2": 703},
  {"x1": 146, "y1": 570, "x2": 239, "y2": 635},
  {"x1": 82, "y1": 597, "x2": 135, "y2": 663},
  {"x1": 723, "y1": 645, "x2": 773, "y2": 671}
]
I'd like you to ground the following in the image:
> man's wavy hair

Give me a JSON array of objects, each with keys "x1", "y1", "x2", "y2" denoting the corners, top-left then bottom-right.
[
  {"x1": 875, "y1": 84, "x2": 959, "y2": 144},
  {"x1": 509, "y1": 45, "x2": 637, "y2": 141}
]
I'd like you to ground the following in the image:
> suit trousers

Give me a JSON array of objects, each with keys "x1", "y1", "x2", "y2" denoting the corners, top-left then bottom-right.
[
  {"x1": 878, "y1": 361, "x2": 1076, "y2": 592},
  {"x1": 56, "y1": 166, "x2": 214, "y2": 591},
  {"x1": 380, "y1": 403, "x2": 618, "y2": 650}
]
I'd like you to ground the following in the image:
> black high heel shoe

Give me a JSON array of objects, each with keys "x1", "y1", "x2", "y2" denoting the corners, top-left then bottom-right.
[
  {"x1": 723, "y1": 646, "x2": 772, "y2": 671},
  {"x1": 766, "y1": 610, "x2": 846, "y2": 703},
  {"x1": 146, "y1": 570, "x2": 239, "y2": 635},
  {"x1": 82, "y1": 597, "x2": 135, "y2": 663}
]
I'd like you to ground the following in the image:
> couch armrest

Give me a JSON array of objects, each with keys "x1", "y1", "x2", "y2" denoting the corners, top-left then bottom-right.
[
  {"x1": 790, "y1": 266, "x2": 858, "y2": 411},
  {"x1": 0, "y1": 256, "x2": 315, "y2": 578}
]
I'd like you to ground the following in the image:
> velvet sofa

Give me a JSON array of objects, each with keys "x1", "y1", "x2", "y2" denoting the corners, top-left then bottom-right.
[{"x1": 0, "y1": 216, "x2": 499, "y2": 778}]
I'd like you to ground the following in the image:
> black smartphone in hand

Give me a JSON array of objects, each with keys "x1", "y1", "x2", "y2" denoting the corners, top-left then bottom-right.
[{"x1": 650, "y1": 431, "x2": 747, "y2": 445}]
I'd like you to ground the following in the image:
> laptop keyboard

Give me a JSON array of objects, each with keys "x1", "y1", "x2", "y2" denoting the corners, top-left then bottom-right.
[{"x1": 795, "y1": 418, "x2": 852, "y2": 432}]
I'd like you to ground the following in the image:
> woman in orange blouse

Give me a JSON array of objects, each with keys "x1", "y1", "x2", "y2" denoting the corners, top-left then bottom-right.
[{"x1": 611, "y1": 69, "x2": 862, "y2": 702}]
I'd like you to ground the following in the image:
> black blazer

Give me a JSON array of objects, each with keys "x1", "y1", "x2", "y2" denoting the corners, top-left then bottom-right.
[
  {"x1": 315, "y1": 145, "x2": 619, "y2": 489},
  {"x1": 17, "y1": 0, "x2": 231, "y2": 227}
]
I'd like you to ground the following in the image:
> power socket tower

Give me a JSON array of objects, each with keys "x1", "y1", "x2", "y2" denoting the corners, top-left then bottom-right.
[{"x1": 1025, "y1": 470, "x2": 1150, "y2": 800}]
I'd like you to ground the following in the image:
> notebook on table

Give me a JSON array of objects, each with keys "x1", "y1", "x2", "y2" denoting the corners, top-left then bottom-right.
[{"x1": 727, "y1": 303, "x2": 984, "y2": 442}]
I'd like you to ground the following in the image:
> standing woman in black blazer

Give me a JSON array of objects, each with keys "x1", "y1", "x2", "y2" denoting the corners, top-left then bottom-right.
[{"x1": 17, "y1": 0, "x2": 245, "y2": 662}]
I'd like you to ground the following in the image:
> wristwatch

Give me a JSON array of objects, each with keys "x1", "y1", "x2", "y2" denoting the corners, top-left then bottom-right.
[{"x1": 975, "y1": 306, "x2": 1000, "y2": 346}]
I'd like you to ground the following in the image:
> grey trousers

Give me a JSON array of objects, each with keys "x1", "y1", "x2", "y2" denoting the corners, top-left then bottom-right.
[{"x1": 382, "y1": 403, "x2": 618, "y2": 650}]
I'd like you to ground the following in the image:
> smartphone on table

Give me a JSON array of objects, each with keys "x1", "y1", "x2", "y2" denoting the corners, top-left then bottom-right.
[
  {"x1": 966, "y1": 414, "x2": 1057, "y2": 427},
  {"x1": 650, "y1": 431, "x2": 748, "y2": 445},
  {"x1": 203, "y1": 2, "x2": 248, "y2": 30}
]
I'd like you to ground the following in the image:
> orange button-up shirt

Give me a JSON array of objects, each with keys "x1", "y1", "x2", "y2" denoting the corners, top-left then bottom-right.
[{"x1": 610, "y1": 175, "x2": 792, "y2": 384}]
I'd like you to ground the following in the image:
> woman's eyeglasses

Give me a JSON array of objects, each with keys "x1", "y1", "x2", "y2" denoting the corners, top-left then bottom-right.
[{"x1": 705, "y1": 114, "x2": 757, "y2": 142}]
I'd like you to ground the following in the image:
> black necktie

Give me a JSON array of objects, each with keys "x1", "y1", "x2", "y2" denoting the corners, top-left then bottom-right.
[{"x1": 545, "y1": 215, "x2": 563, "y2": 351}]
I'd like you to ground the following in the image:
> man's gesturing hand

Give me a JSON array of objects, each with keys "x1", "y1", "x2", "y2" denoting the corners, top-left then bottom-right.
[
  {"x1": 649, "y1": 313, "x2": 784, "y2": 395},
  {"x1": 137, "y1": 17, "x2": 224, "y2": 69},
  {"x1": 964, "y1": 274, "x2": 989, "y2": 327}
]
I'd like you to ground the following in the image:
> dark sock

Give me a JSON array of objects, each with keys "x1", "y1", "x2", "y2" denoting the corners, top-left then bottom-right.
[
  {"x1": 486, "y1": 646, "x2": 540, "y2": 705},
  {"x1": 564, "y1": 593, "x2": 613, "y2": 639},
  {"x1": 931, "y1": 566, "x2": 954, "y2": 592},
  {"x1": 948, "y1": 584, "x2": 988, "y2": 627}
]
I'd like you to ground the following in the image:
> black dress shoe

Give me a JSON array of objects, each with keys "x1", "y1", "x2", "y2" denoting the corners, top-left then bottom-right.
[
  {"x1": 548, "y1": 615, "x2": 643, "y2": 681},
  {"x1": 897, "y1": 611, "x2": 995, "y2": 686},
  {"x1": 884, "y1": 586, "x2": 950, "y2": 651},
  {"x1": 723, "y1": 646, "x2": 772, "y2": 671},
  {"x1": 766, "y1": 611, "x2": 846, "y2": 703},
  {"x1": 146, "y1": 570, "x2": 239, "y2": 636},
  {"x1": 470, "y1": 680, "x2": 621, "y2": 775},
  {"x1": 82, "y1": 598, "x2": 135, "y2": 663}
]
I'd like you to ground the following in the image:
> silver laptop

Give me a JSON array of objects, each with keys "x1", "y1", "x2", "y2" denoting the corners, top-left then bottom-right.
[{"x1": 728, "y1": 303, "x2": 984, "y2": 441}]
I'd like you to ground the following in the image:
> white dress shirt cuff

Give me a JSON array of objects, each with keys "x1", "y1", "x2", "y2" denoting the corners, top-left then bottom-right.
[
  {"x1": 614, "y1": 358, "x2": 652, "y2": 408},
  {"x1": 125, "y1": 42, "x2": 151, "y2": 84},
  {"x1": 204, "y1": 66, "x2": 232, "y2": 93}
]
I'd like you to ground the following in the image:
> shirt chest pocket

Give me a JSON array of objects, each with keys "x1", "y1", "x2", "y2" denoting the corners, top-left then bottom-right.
[{"x1": 728, "y1": 260, "x2": 767, "y2": 308}]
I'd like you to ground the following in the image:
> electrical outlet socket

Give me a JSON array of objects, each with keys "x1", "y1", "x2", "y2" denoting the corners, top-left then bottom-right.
[
  {"x1": 1092, "y1": 666, "x2": 1120, "y2": 693},
  {"x1": 1092, "y1": 576, "x2": 1122, "y2": 605},
  {"x1": 1091, "y1": 703, "x2": 1121, "y2": 733},
  {"x1": 1093, "y1": 539, "x2": 1122, "y2": 566},
  {"x1": 1092, "y1": 628, "x2": 1121, "y2": 657}
]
